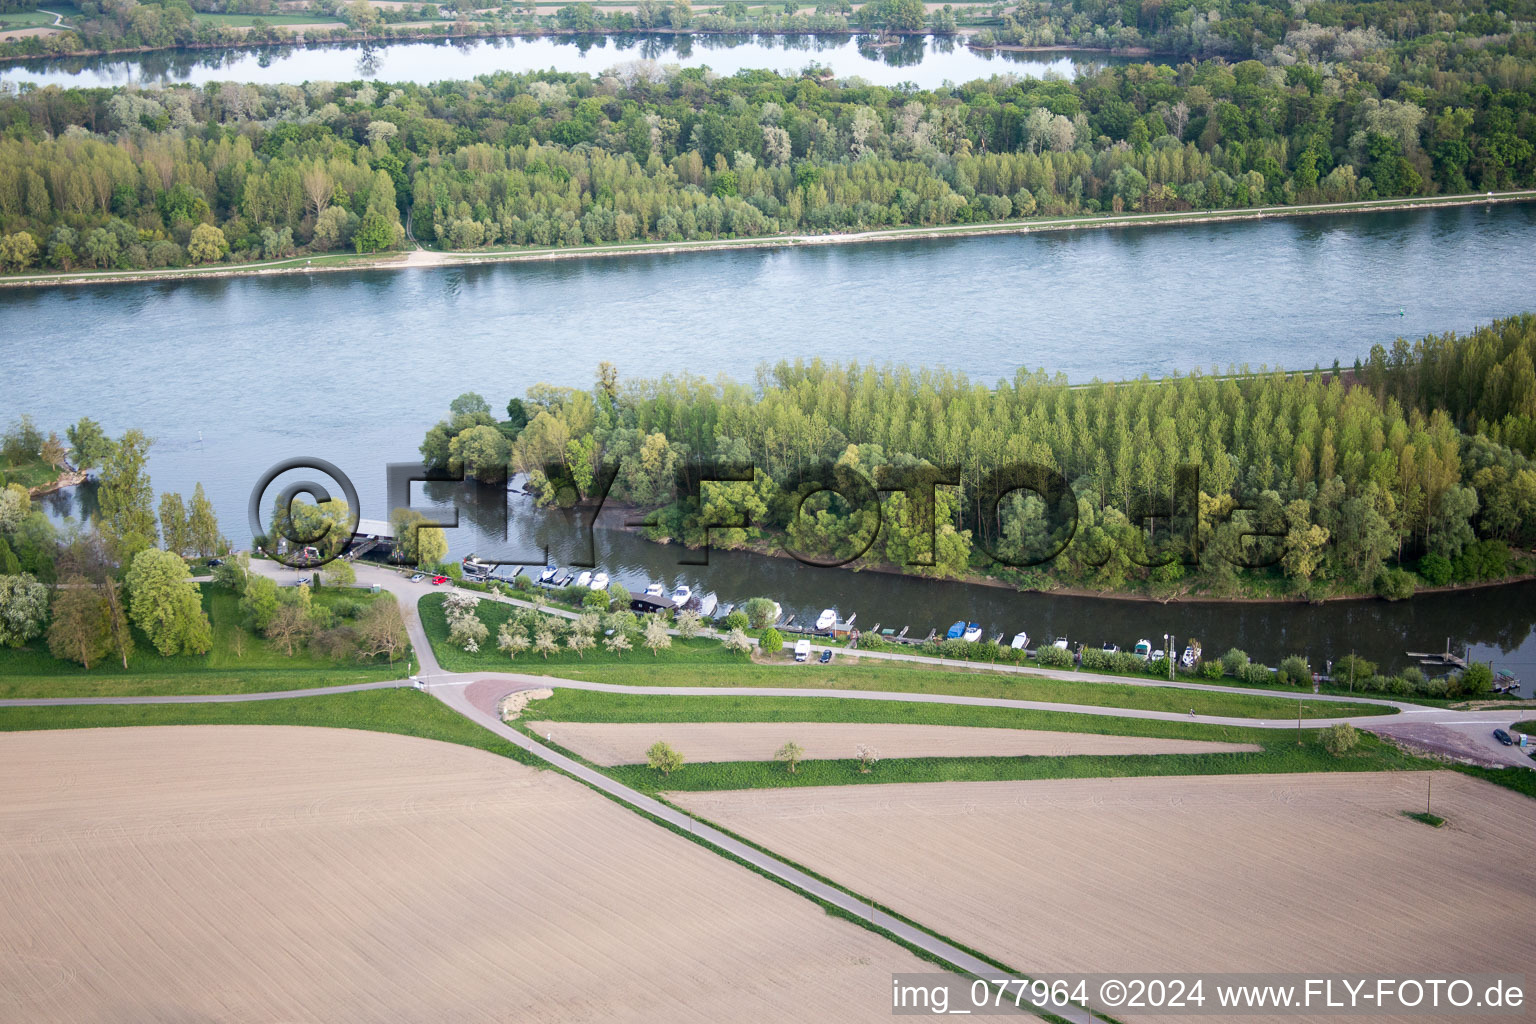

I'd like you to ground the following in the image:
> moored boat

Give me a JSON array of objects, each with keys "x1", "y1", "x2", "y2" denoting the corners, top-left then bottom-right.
[
  {"x1": 671, "y1": 584, "x2": 692, "y2": 605},
  {"x1": 1010, "y1": 631, "x2": 1030, "y2": 650},
  {"x1": 962, "y1": 623, "x2": 983, "y2": 642},
  {"x1": 589, "y1": 571, "x2": 609, "y2": 591},
  {"x1": 1134, "y1": 639, "x2": 1152, "y2": 659},
  {"x1": 946, "y1": 620, "x2": 966, "y2": 640},
  {"x1": 816, "y1": 608, "x2": 837, "y2": 631}
]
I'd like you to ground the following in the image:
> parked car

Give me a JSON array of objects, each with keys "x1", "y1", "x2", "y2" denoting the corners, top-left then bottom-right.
[
  {"x1": 1494, "y1": 728, "x2": 1514, "y2": 746},
  {"x1": 208, "y1": 558, "x2": 223, "y2": 567},
  {"x1": 410, "y1": 573, "x2": 425, "y2": 582},
  {"x1": 819, "y1": 649, "x2": 833, "y2": 664},
  {"x1": 431, "y1": 575, "x2": 449, "y2": 586},
  {"x1": 794, "y1": 638, "x2": 811, "y2": 662}
]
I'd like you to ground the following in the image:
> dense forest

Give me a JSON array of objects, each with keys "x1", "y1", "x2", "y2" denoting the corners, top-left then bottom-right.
[
  {"x1": 419, "y1": 316, "x2": 1536, "y2": 599},
  {"x1": 1, "y1": 28, "x2": 1534, "y2": 270}
]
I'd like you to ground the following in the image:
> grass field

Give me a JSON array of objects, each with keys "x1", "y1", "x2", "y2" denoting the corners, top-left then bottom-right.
[
  {"x1": 0, "y1": 585, "x2": 411, "y2": 698},
  {"x1": 420, "y1": 594, "x2": 1378, "y2": 720}
]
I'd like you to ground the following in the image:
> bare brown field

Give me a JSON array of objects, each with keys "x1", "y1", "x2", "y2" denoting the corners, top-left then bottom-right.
[
  {"x1": 0, "y1": 26, "x2": 60, "y2": 39},
  {"x1": 0, "y1": 726, "x2": 926, "y2": 1022},
  {"x1": 672, "y1": 772, "x2": 1536, "y2": 1024},
  {"x1": 526, "y1": 720, "x2": 1260, "y2": 765}
]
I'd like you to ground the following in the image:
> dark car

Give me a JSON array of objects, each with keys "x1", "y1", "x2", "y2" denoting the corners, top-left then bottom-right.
[
  {"x1": 208, "y1": 558, "x2": 223, "y2": 567},
  {"x1": 1494, "y1": 728, "x2": 1514, "y2": 746},
  {"x1": 819, "y1": 649, "x2": 833, "y2": 664}
]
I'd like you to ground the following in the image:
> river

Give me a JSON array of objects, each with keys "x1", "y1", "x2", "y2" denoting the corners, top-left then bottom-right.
[
  {"x1": 0, "y1": 34, "x2": 1116, "y2": 89},
  {"x1": 4, "y1": 202, "x2": 1536, "y2": 686}
]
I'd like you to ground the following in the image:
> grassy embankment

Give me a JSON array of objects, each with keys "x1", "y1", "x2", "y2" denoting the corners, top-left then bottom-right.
[
  {"x1": 418, "y1": 593, "x2": 1382, "y2": 720},
  {"x1": 1, "y1": 449, "x2": 64, "y2": 491},
  {"x1": 0, "y1": 584, "x2": 411, "y2": 698},
  {"x1": 518, "y1": 688, "x2": 1536, "y2": 800}
]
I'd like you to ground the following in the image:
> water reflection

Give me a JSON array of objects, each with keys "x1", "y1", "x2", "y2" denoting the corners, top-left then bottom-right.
[{"x1": 0, "y1": 34, "x2": 1120, "y2": 89}]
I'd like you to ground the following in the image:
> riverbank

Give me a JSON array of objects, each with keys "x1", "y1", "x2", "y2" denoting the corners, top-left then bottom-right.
[
  {"x1": 4, "y1": 190, "x2": 1533, "y2": 291},
  {"x1": 0, "y1": 23, "x2": 1141, "y2": 64}
]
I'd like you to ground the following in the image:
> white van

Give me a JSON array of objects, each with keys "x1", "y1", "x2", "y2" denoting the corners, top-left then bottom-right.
[{"x1": 794, "y1": 639, "x2": 811, "y2": 662}]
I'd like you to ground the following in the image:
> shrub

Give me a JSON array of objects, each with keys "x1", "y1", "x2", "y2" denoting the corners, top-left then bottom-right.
[
  {"x1": 1321, "y1": 722, "x2": 1358, "y2": 756},
  {"x1": 646, "y1": 740, "x2": 683, "y2": 777},
  {"x1": 1243, "y1": 662, "x2": 1273, "y2": 685},
  {"x1": 1199, "y1": 661, "x2": 1224, "y2": 679},
  {"x1": 1146, "y1": 656, "x2": 1171, "y2": 678},
  {"x1": 724, "y1": 609, "x2": 750, "y2": 631},
  {"x1": 1220, "y1": 647, "x2": 1250, "y2": 677},
  {"x1": 582, "y1": 588, "x2": 609, "y2": 610},
  {"x1": 1452, "y1": 662, "x2": 1494, "y2": 697},
  {"x1": 1375, "y1": 567, "x2": 1415, "y2": 601},
  {"x1": 759, "y1": 627, "x2": 785, "y2": 655},
  {"x1": 1035, "y1": 644, "x2": 1074, "y2": 668},
  {"x1": 1334, "y1": 654, "x2": 1376, "y2": 686},
  {"x1": 1417, "y1": 553, "x2": 1453, "y2": 587},
  {"x1": 1277, "y1": 655, "x2": 1311, "y2": 686}
]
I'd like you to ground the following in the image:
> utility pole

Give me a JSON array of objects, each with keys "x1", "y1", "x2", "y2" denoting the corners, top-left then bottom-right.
[
  {"x1": 1427, "y1": 775, "x2": 1433, "y2": 816},
  {"x1": 1297, "y1": 698, "x2": 1303, "y2": 745}
]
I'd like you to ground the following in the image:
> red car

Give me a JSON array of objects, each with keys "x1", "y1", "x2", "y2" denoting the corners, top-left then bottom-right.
[{"x1": 431, "y1": 575, "x2": 449, "y2": 585}]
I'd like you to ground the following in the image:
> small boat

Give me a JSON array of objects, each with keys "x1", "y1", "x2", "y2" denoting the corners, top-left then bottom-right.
[
  {"x1": 572, "y1": 570, "x2": 592, "y2": 589},
  {"x1": 769, "y1": 601, "x2": 782, "y2": 624},
  {"x1": 589, "y1": 571, "x2": 609, "y2": 591},
  {"x1": 1134, "y1": 639, "x2": 1152, "y2": 659},
  {"x1": 1181, "y1": 640, "x2": 1202, "y2": 668},
  {"x1": 644, "y1": 582, "x2": 665, "y2": 598},
  {"x1": 946, "y1": 620, "x2": 967, "y2": 640},
  {"x1": 1102, "y1": 642, "x2": 1120, "y2": 653},
  {"x1": 1052, "y1": 637, "x2": 1069, "y2": 650},
  {"x1": 538, "y1": 565, "x2": 559, "y2": 585},
  {"x1": 1010, "y1": 631, "x2": 1030, "y2": 650},
  {"x1": 816, "y1": 608, "x2": 837, "y2": 631},
  {"x1": 699, "y1": 593, "x2": 718, "y2": 617},
  {"x1": 671, "y1": 584, "x2": 692, "y2": 605},
  {"x1": 1151, "y1": 648, "x2": 1165, "y2": 661},
  {"x1": 714, "y1": 602, "x2": 734, "y2": 621},
  {"x1": 962, "y1": 623, "x2": 983, "y2": 642}
]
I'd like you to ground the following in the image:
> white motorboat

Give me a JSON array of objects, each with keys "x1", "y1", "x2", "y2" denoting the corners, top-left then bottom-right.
[
  {"x1": 1052, "y1": 637, "x2": 1070, "y2": 650},
  {"x1": 589, "y1": 572, "x2": 609, "y2": 591},
  {"x1": 815, "y1": 608, "x2": 837, "y2": 631},
  {"x1": 538, "y1": 565, "x2": 558, "y2": 584},
  {"x1": 1134, "y1": 639, "x2": 1152, "y2": 658},
  {"x1": 644, "y1": 582, "x2": 665, "y2": 598},
  {"x1": 1010, "y1": 631, "x2": 1030, "y2": 650},
  {"x1": 962, "y1": 623, "x2": 984, "y2": 642},
  {"x1": 572, "y1": 570, "x2": 592, "y2": 588},
  {"x1": 671, "y1": 584, "x2": 692, "y2": 605},
  {"x1": 699, "y1": 593, "x2": 718, "y2": 617}
]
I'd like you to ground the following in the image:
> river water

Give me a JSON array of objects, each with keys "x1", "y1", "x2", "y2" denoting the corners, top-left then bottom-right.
[
  {"x1": 4, "y1": 203, "x2": 1536, "y2": 685},
  {"x1": 0, "y1": 34, "x2": 1114, "y2": 89}
]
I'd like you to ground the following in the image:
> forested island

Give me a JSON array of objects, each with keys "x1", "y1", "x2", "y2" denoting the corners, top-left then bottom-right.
[
  {"x1": 1, "y1": 12, "x2": 1534, "y2": 275},
  {"x1": 419, "y1": 316, "x2": 1536, "y2": 601}
]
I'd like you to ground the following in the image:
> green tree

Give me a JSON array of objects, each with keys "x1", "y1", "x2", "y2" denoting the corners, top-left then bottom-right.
[
  {"x1": 0, "y1": 572, "x2": 49, "y2": 647},
  {"x1": 47, "y1": 577, "x2": 112, "y2": 668},
  {"x1": 97, "y1": 429, "x2": 156, "y2": 563},
  {"x1": 159, "y1": 492, "x2": 189, "y2": 557},
  {"x1": 125, "y1": 548, "x2": 213, "y2": 656},
  {"x1": 759, "y1": 626, "x2": 785, "y2": 656},
  {"x1": 187, "y1": 223, "x2": 228, "y2": 264},
  {"x1": 775, "y1": 739, "x2": 805, "y2": 773},
  {"x1": 66, "y1": 417, "x2": 112, "y2": 473},
  {"x1": 646, "y1": 739, "x2": 683, "y2": 777},
  {"x1": 186, "y1": 483, "x2": 222, "y2": 557},
  {"x1": 239, "y1": 573, "x2": 281, "y2": 631}
]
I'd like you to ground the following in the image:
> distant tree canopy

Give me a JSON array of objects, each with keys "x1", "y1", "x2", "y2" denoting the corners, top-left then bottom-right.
[
  {"x1": 1, "y1": 50, "x2": 1532, "y2": 271},
  {"x1": 464, "y1": 316, "x2": 1536, "y2": 596}
]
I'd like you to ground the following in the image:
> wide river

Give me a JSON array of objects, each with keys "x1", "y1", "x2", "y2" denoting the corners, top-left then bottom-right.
[
  {"x1": 5, "y1": 202, "x2": 1536, "y2": 685},
  {"x1": 0, "y1": 34, "x2": 1114, "y2": 89}
]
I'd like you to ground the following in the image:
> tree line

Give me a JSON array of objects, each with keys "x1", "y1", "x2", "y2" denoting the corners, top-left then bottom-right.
[
  {"x1": 421, "y1": 318, "x2": 1536, "y2": 599},
  {"x1": 0, "y1": 415, "x2": 410, "y2": 671},
  {"x1": 2, "y1": 45, "x2": 1532, "y2": 270}
]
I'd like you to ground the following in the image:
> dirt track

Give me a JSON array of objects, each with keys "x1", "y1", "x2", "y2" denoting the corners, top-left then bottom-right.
[
  {"x1": 526, "y1": 720, "x2": 1260, "y2": 765},
  {"x1": 672, "y1": 772, "x2": 1536, "y2": 1024},
  {"x1": 0, "y1": 726, "x2": 923, "y2": 1022}
]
